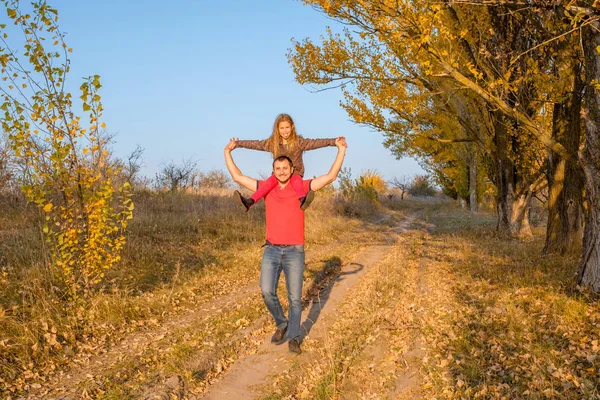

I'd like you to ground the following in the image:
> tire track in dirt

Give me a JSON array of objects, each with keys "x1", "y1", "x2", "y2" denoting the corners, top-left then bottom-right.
[
  {"x1": 331, "y1": 215, "x2": 423, "y2": 400},
  {"x1": 390, "y1": 227, "x2": 443, "y2": 399},
  {"x1": 390, "y1": 254, "x2": 428, "y2": 399}
]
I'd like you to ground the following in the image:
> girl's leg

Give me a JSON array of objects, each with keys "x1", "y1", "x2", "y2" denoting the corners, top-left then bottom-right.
[
  {"x1": 250, "y1": 174, "x2": 278, "y2": 202},
  {"x1": 290, "y1": 174, "x2": 315, "y2": 211},
  {"x1": 290, "y1": 174, "x2": 307, "y2": 198}
]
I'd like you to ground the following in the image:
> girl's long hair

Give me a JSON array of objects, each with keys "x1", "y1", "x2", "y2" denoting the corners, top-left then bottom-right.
[{"x1": 266, "y1": 113, "x2": 299, "y2": 156}]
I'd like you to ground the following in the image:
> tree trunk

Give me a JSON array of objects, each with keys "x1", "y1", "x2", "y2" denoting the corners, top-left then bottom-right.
[
  {"x1": 511, "y1": 191, "x2": 533, "y2": 239},
  {"x1": 495, "y1": 162, "x2": 515, "y2": 234},
  {"x1": 577, "y1": 24, "x2": 600, "y2": 292},
  {"x1": 493, "y1": 112, "x2": 514, "y2": 234},
  {"x1": 519, "y1": 203, "x2": 532, "y2": 239},
  {"x1": 543, "y1": 67, "x2": 585, "y2": 254},
  {"x1": 469, "y1": 150, "x2": 478, "y2": 212}
]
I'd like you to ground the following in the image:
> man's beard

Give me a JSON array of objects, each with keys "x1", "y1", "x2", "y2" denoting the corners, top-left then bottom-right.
[{"x1": 276, "y1": 174, "x2": 291, "y2": 184}]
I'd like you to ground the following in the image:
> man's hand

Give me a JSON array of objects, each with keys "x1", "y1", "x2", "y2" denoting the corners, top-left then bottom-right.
[
  {"x1": 310, "y1": 137, "x2": 347, "y2": 192},
  {"x1": 224, "y1": 139, "x2": 258, "y2": 191},
  {"x1": 224, "y1": 138, "x2": 237, "y2": 152}
]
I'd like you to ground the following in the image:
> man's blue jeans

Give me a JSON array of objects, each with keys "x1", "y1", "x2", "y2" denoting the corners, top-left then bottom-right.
[{"x1": 260, "y1": 244, "x2": 305, "y2": 340}]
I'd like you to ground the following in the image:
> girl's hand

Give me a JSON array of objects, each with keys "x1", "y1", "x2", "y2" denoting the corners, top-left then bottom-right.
[
  {"x1": 225, "y1": 138, "x2": 237, "y2": 152},
  {"x1": 335, "y1": 137, "x2": 348, "y2": 148}
]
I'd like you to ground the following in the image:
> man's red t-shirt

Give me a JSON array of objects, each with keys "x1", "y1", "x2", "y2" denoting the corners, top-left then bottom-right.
[{"x1": 259, "y1": 179, "x2": 311, "y2": 245}]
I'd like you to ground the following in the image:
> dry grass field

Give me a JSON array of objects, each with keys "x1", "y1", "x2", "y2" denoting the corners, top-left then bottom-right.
[{"x1": 1, "y1": 191, "x2": 599, "y2": 399}]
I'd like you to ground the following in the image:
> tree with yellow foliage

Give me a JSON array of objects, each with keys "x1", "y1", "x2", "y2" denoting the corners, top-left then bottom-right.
[
  {"x1": 289, "y1": 0, "x2": 600, "y2": 291},
  {"x1": 288, "y1": 1, "x2": 551, "y2": 238},
  {"x1": 0, "y1": 0, "x2": 133, "y2": 299}
]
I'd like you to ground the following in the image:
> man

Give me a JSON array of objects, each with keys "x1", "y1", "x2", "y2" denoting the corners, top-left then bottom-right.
[{"x1": 224, "y1": 137, "x2": 347, "y2": 354}]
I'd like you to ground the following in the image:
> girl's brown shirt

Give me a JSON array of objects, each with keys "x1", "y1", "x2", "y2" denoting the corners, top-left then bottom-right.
[{"x1": 236, "y1": 137, "x2": 336, "y2": 177}]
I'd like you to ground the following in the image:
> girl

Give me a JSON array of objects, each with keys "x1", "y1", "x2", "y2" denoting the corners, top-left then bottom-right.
[{"x1": 232, "y1": 113, "x2": 340, "y2": 211}]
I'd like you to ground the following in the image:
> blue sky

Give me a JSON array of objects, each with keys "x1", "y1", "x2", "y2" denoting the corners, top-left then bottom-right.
[{"x1": 37, "y1": 0, "x2": 424, "y2": 181}]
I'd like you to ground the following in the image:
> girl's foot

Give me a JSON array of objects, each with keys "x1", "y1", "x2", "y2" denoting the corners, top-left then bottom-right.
[
  {"x1": 299, "y1": 190, "x2": 315, "y2": 211},
  {"x1": 234, "y1": 190, "x2": 255, "y2": 211}
]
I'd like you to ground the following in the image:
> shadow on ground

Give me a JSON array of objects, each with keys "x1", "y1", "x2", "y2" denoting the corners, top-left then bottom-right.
[{"x1": 301, "y1": 260, "x2": 364, "y2": 340}]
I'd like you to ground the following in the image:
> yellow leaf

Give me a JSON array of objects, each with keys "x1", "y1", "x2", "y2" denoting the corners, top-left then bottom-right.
[{"x1": 43, "y1": 203, "x2": 53, "y2": 212}]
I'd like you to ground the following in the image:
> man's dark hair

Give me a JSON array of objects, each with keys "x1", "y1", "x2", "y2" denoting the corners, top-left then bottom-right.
[{"x1": 272, "y1": 156, "x2": 293, "y2": 168}]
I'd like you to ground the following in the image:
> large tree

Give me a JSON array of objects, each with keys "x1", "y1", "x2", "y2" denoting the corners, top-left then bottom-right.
[
  {"x1": 289, "y1": 0, "x2": 600, "y2": 290},
  {"x1": 578, "y1": 11, "x2": 600, "y2": 291}
]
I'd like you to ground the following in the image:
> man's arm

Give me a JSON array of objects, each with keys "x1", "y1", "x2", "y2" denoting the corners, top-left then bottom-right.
[
  {"x1": 224, "y1": 140, "x2": 258, "y2": 191},
  {"x1": 310, "y1": 137, "x2": 347, "y2": 191}
]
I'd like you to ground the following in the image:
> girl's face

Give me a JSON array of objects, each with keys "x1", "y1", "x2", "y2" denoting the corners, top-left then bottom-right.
[{"x1": 278, "y1": 121, "x2": 293, "y2": 140}]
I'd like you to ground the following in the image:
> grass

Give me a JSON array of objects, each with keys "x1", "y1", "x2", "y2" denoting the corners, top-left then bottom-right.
[{"x1": 412, "y1": 205, "x2": 600, "y2": 399}]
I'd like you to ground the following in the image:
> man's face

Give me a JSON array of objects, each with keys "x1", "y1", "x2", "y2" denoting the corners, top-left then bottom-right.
[{"x1": 273, "y1": 159, "x2": 294, "y2": 184}]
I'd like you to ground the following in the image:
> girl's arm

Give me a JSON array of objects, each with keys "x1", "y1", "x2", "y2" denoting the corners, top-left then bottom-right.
[
  {"x1": 298, "y1": 137, "x2": 338, "y2": 151},
  {"x1": 235, "y1": 138, "x2": 270, "y2": 152}
]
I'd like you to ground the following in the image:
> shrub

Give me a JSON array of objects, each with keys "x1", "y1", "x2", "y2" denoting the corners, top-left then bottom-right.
[
  {"x1": 196, "y1": 169, "x2": 231, "y2": 189},
  {"x1": 409, "y1": 175, "x2": 437, "y2": 197},
  {"x1": 335, "y1": 168, "x2": 381, "y2": 217}
]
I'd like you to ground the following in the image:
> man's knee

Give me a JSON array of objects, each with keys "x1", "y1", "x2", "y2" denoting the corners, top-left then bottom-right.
[
  {"x1": 261, "y1": 287, "x2": 276, "y2": 299},
  {"x1": 288, "y1": 294, "x2": 302, "y2": 307}
]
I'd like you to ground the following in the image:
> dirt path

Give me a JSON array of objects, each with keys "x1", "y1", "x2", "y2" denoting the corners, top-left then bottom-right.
[
  {"x1": 202, "y1": 245, "x2": 391, "y2": 399},
  {"x1": 201, "y1": 214, "x2": 416, "y2": 400}
]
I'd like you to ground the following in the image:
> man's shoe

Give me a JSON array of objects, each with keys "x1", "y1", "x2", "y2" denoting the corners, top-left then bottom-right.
[
  {"x1": 299, "y1": 190, "x2": 315, "y2": 211},
  {"x1": 288, "y1": 338, "x2": 302, "y2": 354},
  {"x1": 233, "y1": 190, "x2": 255, "y2": 211},
  {"x1": 271, "y1": 326, "x2": 288, "y2": 344}
]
